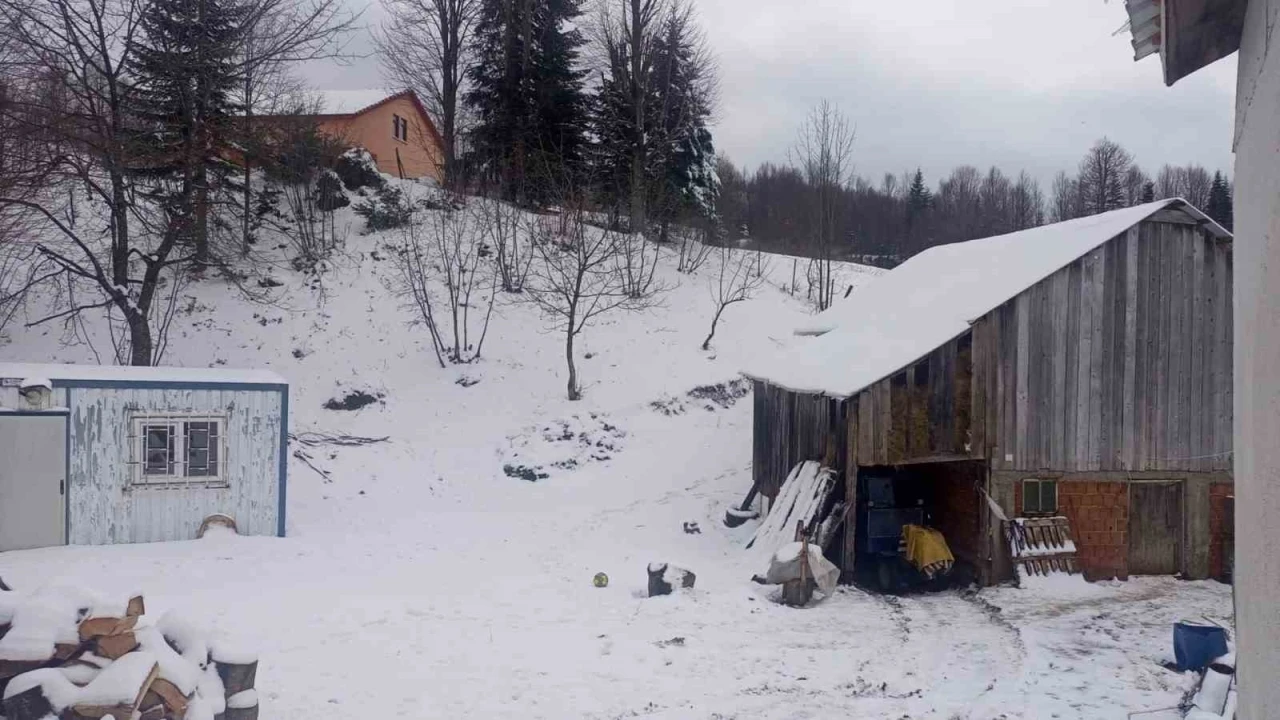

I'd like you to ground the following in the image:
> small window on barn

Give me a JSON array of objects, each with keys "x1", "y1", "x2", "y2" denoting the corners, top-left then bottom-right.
[
  {"x1": 1022, "y1": 479, "x2": 1058, "y2": 515},
  {"x1": 130, "y1": 415, "x2": 227, "y2": 488},
  {"x1": 392, "y1": 114, "x2": 407, "y2": 142}
]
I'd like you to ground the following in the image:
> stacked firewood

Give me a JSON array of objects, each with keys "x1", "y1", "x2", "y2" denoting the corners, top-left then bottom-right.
[{"x1": 0, "y1": 586, "x2": 259, "y2": 720}]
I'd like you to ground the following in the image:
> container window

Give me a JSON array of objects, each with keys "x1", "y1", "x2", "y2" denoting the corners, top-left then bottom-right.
[{"x1": 130, "y1": 415, "x2": 228, "y2": 488}]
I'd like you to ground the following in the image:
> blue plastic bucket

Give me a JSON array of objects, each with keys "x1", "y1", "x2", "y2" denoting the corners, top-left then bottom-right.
[{"x1": 1173, "y1": 622, "x2": 1229, "y2": 672}]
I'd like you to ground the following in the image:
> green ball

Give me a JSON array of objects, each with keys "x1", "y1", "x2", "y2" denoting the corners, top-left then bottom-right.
[{"x1": 593, "y1": 572, "x2": 609, "y2": 588}]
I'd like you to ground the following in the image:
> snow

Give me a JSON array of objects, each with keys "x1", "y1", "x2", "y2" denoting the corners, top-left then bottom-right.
[
  {"x1": 0, "y1": 184, "x2": 1235, "y2": 719},
  {"x1": 0, "y1": 363, "x2": 285, "y2": 387},
  {"x1": 0, "y1": 586, "x2": 98, "y2": 662},
  {"x1": 227, "y1": 689, "x2": 258, "y2": 709},
  {"x1": 3, "y1": 668, "x2": 81, "y2": 710},
  {"x1": 157, "y1": 612, "x2": 209, "y2": 670},
  {"x1": 76, "y1": 651, "x2": 157, "y2": 706},
  {"x1": 137, "y1": 626, "x2": 201, "y2": 694},
  {"x1": 209, "y1": 641, "x2": 258, "y2": 665},
  {"x1": 19, "y1": 376, "x2": 51, "y2": 390},
  {"x1": 746, "y1": 199, "x2": 1227, "y2": 397}
]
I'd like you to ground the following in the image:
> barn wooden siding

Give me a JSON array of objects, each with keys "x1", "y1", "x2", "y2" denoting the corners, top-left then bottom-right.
[
  {"x1": 970, "y1": 217, "x2": 1233, "y2": 472},
  {"x1": 848, "y1": 335, "x2": 976, "y2": 467},
  {"x1": 751, "y1": 381, "x2": 848, "y2": 499},
  {"x1": 68, "y1": 386, "x2": 283, "y2": 544}
]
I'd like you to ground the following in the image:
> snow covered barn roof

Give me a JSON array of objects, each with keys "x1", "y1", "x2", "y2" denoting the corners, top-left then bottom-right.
[
  {"x1": 743, "y1": 199, "x2": 1229, "y2": 398},
  {"x1": 0, "y1": 362, "x2": 287, "y2": 388}
]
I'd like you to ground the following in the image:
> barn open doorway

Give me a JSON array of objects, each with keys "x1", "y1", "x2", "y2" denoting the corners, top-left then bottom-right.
[{"x1": 851, "y1": 460, "x2": 985, "y2": 592}]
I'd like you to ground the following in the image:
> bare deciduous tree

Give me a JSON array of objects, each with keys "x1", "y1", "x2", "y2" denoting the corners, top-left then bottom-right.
[
  {"x1": 526, "y1": 199, "x2": 661, "y2": 400},
  {"x1": 1077, "y1": 138, "x2": 1133, "y2": 215},
  {"x1": 0, "y1": 0, "x2": 196, "y2": 365},
  {"x1": 376, "y1": 0, "x2": 478, "y2": 190},
  {"x1": 391, "y1": 199, "x2": 497, "y2": 367},
  {"x1": 476, "y1": 196, "x2": 531, "y2": 293},
  {"x1": 791, "y1": 99, "x2": 854, "y2": 312},
  {"x1": 702, "y1": 243, "x2": 765, "y2": 350},
  {"x1": 234, "y1": 0, "x2": 360, "y2": 252}
]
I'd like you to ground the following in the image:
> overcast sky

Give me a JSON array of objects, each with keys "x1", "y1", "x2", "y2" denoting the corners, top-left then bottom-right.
[{"x1": 302, "y1": 0, "x2": 1238, "y2": 190}]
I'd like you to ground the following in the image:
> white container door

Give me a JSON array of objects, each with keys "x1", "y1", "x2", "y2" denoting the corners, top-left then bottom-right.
[{"x1": 0, "y1": 414, "x2": 67, "y2": 551}]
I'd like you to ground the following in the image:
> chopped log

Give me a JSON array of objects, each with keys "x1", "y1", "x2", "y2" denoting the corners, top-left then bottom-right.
[
  {"x1": 147, "y1": 677, "x2": 190, "y2": 717},
  {"x1": 79, "y1": 616, "x2": 138, "y2": 641},
  {"x1": 95, "y1": 632, "x2": 139, "y2": 660},
  {"x1": 2, "y1": 685, "x2": 52, "y2": 720},
  {"x1": 72, "y1": 658, "x2": 159, "y2": 720},
  {"x1": 225, "y1": 703, "x2": 259, "y2": 720},
  {"x1": 126, "y1": 596, "x2": 146, "y2": 618},
  {"x1": 215, "y1": 659, "x2": 257, "y2": 698},
  {"x1": 54, "y1": 642, "x2": 85, "y2": 662},
  {"x1": 139, "y1": 703, "x2": 167, "y2": 720}
]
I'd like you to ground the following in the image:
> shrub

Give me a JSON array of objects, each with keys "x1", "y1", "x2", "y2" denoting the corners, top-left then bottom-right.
[
  {"x1": 335, "y1": 148, "x2": 385, "y2": 192},
  {"x1": 353, "y1": 185, "x2": 414, "y2": 233},
  {"x1": 316, "y1": 170, "x2": 349, "y2": 212}
]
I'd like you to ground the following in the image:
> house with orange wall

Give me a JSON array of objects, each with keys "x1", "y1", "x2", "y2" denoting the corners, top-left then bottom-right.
[{"x1": 309, "y1": 89, "x2": 445, "y2": 183}]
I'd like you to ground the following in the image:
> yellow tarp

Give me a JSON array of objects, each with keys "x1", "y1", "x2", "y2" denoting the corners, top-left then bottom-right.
[{"x1": 902, "y1": 524, "x2": 954, "y2": 579}]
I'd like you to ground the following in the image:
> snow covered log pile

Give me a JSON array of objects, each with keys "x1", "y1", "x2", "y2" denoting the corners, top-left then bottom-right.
[{"x1": 0, "y1": 587, "x2": 259, "y2": 720}]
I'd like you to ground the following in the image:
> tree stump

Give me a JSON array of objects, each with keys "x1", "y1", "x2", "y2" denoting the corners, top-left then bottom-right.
[
  {"x1": 647, "y1": 563, "x2": 696, "y2": 597},
  {"x1": 215, "y1": 659, "x2": 257, "y2": 698}
]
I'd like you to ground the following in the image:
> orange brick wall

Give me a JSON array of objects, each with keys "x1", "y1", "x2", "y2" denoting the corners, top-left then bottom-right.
[
  {"x1": 1209, "y1": 483, "x2": 1233, "y2": 581},
  {"x1": 1015, "y1": 480, "x2": 1130, "y2": 580},
  {"x1": 930, "y1": 464, "x2": 983, "y2": 565}
]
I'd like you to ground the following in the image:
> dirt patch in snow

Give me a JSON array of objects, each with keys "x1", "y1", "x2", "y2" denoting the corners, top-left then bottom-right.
[
  {"x1": 650, "y1": 378, "x2": 750, "y2": 416},
  {"x1": 323, "y1": 389, "x2": 384, "y2": 411},
  {"x1": 501, "y1": 413, "x2": 626, "y2": 480}
]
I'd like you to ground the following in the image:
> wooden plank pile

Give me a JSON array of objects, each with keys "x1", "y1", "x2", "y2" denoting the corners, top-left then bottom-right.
[
  {"x1": 0, "y1": 586, "x2": 259, "y2": 720},
  {"x1": 1007, "y1": 516, "x2": 1079, "y2": 577}
]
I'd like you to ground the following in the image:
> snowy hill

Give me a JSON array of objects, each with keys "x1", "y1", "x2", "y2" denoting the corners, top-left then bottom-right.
[{"x1": 0, "y1": 188, "x2": 1230, "y2": 719}]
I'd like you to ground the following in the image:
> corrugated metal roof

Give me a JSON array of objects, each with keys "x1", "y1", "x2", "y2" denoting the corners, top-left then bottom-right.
[{"x1": 1125, "y1": 0, "x2": 1162, "y2": 61}]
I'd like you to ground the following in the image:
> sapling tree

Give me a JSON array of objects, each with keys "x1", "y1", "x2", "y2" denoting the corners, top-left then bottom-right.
[
  {"x1": 526, "y1": 198, "x2": 662, "y2": 400},
  {"x1": 391, "y1": 199, "x2": 497, "y2": 367},
  {"x1": 702, "y1": 243, "x2": 766, "y2": 350}
]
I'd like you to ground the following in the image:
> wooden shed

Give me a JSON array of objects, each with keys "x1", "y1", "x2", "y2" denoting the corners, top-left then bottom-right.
[
  {"x1": 0, "y1": 363, "x2": 289, "y2": 550},
  {"x1": 743, "y1": 199, "x2": 1233, "y2": 584}
]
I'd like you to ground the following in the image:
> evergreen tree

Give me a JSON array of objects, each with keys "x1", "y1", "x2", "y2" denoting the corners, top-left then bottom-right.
[
  {"x1": 130, "y1": 0, "x2": 245, "y2": 263},
  {"x1": 1207, "y1": 171, "x2": 1233, "y2": 231},
  {"x1": 466, "y1": 0, "x2": 588, "y2": 203},
  {"x1": 904, "y1": 169, "x2": 931, "y2": 254},
  {"x1": 1141, "y1": 180, "x2": 1155, "y2": 204}
]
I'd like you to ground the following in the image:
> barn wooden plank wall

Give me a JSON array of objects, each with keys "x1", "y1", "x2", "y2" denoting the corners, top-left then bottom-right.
[
  {"x1": 971, "y1": 219, "x2": 1232, "y2": 472},
  {"x1": 751, "y1": 381, "x2": 846, "y2": 499},
  {"x1": 851, "y1": 336, "x2": 975, "y2": 467}
]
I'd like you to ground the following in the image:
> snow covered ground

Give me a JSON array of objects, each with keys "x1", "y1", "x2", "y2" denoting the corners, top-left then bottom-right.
[{"x1": 0, "y1": 190, "x2": 1231, "y2": 718}]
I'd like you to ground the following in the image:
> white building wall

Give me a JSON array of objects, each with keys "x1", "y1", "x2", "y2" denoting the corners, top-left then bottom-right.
[
  {"x1": 1232, "y1": 1, "x2": 1280, "y2": 717},
  {"x1": 67, "y1": 386, "x2": 283, "y2": 544}
]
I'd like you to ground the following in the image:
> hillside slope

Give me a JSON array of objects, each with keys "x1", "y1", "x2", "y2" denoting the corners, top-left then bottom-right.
[{"x1": 0, "y1": 191, "x2": 1229, "y2": 719}]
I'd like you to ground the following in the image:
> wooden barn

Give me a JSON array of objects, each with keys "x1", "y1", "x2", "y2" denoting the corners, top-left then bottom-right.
[{"x1": 743, "y1": 199, "x2": 1234, "y2": 585}]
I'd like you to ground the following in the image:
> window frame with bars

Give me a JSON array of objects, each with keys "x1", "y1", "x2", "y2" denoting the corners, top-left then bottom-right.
[
  {"x1": 1021, "y1": 478, "x2": 1059, "y2": 516},
  {"x1": 128, "y1": 414, "x2": 229, "y2": 489}
]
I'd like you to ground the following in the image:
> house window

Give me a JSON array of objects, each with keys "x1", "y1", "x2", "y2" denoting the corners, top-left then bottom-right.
[
  {"x1": 392, "y1": 114, "x2": 408, "y2": 142},
  {"x1": 130, "y1": 415, "x2": 226, "y2": 488},
  {"x1": 1022, "y1": 479, "x2": 1058, "y2": 515}
]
